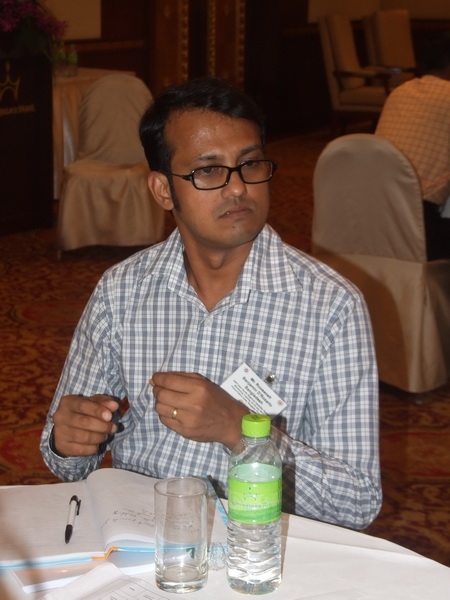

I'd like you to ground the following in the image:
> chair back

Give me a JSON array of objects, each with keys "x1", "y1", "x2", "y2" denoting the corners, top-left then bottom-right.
[
  {"x1": 365, "y1": 9, "x2": 416, "y2": 71},
  {"x1": 324, "y1": 13, "x2": 365, "y2": 90},
  {"x1": 58, "y1": 73, "x2": 165, "y2": 254},
  {"x1": 77, "y1": 74, "x2": 152, "y2": 164},
  {"x1": 318, "y1": 14, "x2": 388, "y2": 129},
  {"x1": 312, "y1": 134, "x2": 450, "y2": 393},
  {"x1": 318, "y1": 16, "x2": 342, "y2": 111},
  {"x1": 312, "y1": 134, "x2": 426, "y2": 262}
]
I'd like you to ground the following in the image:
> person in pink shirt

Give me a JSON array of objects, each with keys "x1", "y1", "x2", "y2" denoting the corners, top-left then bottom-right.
[{"x1": 376, "y1": 33, "x2": 450, "y2": 259}]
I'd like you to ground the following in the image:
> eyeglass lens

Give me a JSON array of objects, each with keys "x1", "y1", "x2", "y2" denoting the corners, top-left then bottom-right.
[{"x1": 193, "y1": 160, "x2": 274, "y2": 189}]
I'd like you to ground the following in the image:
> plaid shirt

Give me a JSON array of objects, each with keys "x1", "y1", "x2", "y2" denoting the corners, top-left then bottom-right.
[
  {"x1": 41, "y1": 225, "x2": 381, "y2": 529},
  {"x1": 376, "y1": 75, "x2": 450, "y2": 205}
]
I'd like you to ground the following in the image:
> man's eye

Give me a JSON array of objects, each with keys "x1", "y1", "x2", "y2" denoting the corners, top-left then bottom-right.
[
  {"x1": 241, "y1": 160, "x2": 259, "y2": 170},
  {"x1": 196, "y1": 166, "x2": 222, "y2": 177}
]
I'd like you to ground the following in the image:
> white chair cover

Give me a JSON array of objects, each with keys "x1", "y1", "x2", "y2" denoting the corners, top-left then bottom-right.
[
  {"x1": 57, "y1": 74, "x2": 165, "y2": 251},
  {"x1": 312, "y1": 134, "x2": 450, "y2": 393}
]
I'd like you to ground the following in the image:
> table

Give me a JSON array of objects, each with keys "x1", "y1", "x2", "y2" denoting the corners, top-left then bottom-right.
[
  {"x1": 1, "y1": 511, "x2": 449, "y2": 599},
  {"x1": 52, "y1": 68, "x2": 135, "y2": 198}
]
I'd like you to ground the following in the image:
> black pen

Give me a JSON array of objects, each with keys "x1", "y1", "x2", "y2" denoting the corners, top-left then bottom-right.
[
  {"x1": 65, "y1": 495, "x2": 81, "y2": 544},
  {"x1": 98, "y1": 407, "x2": 124, "y2": 454}
]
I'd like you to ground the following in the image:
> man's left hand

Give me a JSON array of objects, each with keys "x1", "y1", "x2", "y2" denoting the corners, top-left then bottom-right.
[{"x1": 151, "y1": 371, "x2": 249, "y2": 449}]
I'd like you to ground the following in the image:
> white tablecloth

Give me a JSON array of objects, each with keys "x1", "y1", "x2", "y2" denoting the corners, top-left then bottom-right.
[
  {"x1": 1, "y1": 511, "x2": 449, "y2": 599},
  {"x1": 52, "y1": 68, "x2": 135, "y2": 198}
]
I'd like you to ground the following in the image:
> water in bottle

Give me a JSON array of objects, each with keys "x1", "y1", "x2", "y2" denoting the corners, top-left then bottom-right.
[
  {"x1": 227, "y1": 414, "x2": 282, "y2": 594},
  {"x1": 66, "y1": 44, "x2": 78, "y2": 77}
]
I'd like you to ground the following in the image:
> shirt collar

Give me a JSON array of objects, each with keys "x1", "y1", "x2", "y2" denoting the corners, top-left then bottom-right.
[
  {"x1": 139, "y1": 224, "x2": 301, "y2": 299},
  {"x1": 238, "y1": 224, "x2": 302, "y2": 294}
]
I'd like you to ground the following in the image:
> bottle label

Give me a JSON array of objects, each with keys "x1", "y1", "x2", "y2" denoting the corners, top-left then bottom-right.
[{"x1": 228, "y1": 476, "x2": 281, "y2": 524}]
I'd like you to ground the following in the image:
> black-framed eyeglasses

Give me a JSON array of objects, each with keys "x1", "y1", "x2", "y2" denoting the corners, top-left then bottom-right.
[{"x1": 169, "y1": 159, "x2": 277, "y2": 190}]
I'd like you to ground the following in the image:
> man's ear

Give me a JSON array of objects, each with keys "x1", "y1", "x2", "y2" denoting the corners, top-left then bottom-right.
[{"x1": 147, "y1": 171, "x2": 174, "y2": 211}]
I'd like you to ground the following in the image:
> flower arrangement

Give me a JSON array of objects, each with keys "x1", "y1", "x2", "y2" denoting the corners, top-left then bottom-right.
[{"x1": 0, "y1": 0, "x2": 66, "y2": 58}]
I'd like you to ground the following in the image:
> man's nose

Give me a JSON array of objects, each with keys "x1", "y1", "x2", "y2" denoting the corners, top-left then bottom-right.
[{"x1": 222, "y1": 168, "x2": 246, "y2": 197}]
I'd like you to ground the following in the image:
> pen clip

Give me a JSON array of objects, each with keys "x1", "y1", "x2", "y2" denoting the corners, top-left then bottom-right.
[{"x1": 70, "y1": 495, "x2": 81, "y2": 515}]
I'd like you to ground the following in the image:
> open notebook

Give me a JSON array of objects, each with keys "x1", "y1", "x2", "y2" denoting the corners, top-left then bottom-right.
[{"x1": 0, "y1": 468, "x2": 227, "y2": 569}]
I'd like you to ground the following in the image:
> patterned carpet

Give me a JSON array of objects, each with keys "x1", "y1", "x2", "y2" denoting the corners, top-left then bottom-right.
[{"x1": 0, "y1": 130, "x2": 449, "y2": 568}]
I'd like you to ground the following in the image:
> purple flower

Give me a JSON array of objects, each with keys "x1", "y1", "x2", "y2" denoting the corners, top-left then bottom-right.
[{"x1": 0, "y1": 0, "x2": 67, "y2": 39}]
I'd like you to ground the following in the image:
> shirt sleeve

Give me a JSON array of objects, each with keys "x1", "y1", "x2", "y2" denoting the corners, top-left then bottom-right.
[
  {"x1": 272, "y1": 292, "x2": 381, "y2": 530},
  {"x1": 40, "y1": 278, "x2": 123, "y2": 481}
]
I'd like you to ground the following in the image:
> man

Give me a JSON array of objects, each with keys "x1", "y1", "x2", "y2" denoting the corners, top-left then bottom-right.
[
  {"x1": 41, "y1": 77, "x2": 381, "y2": 530},
  {"x1": 376, "y1": 33, "x2": 450, "y2": 259}
]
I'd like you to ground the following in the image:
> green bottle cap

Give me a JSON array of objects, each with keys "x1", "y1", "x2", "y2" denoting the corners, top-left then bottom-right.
[{"x1": 242, "y1": 414, "x2": 271, "y2": 437}]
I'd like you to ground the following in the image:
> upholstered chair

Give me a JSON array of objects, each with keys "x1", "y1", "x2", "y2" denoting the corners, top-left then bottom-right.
[
  {"x1": 312, "y1": 134, "x2": 450, "y2": 393},
  {"x1": 364, "y1": 9, "x2": 416, "y2": 86},
  {"x1": 318, "y1": 14, "x2": 390, "y2": 135},
  {"x1": 57, "y1": 74, "x2": 165, "y2": 254}
]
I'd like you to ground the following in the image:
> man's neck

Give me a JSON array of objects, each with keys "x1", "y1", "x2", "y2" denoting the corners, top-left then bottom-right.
[{"x1": 183, "y1": 243, "x2": 253, "y2": 312}]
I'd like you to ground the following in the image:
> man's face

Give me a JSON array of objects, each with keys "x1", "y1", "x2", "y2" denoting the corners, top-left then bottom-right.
[{"x1": 164, "y1": 109, "x2": 270, "y2": 252}]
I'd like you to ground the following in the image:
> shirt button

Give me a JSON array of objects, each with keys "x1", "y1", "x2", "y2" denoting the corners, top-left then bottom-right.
[{"x1": 204, "y1": 316, "x2": 213, "y2": 327}]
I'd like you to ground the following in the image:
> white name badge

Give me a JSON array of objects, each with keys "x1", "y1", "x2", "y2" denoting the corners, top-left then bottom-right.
[{"x1": 221, "y1": 362, "x2": 287, "y2": 417}]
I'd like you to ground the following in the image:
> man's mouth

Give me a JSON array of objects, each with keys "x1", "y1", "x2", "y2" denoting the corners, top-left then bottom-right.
[{"x1": 221, "y1": 205, "x2": 250, "y2": 218}]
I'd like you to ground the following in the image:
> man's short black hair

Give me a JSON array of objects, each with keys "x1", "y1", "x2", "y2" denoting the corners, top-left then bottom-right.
[{"x1": 139, "y1": 76, "x2": 266, "y2": 175}]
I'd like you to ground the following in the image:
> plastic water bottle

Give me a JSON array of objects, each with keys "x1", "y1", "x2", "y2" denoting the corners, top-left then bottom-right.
[
  {"x1": 53, "y1": 41, "x2": 66, "y2": 77},
  {"x1": 66, "y1": 44, "x2": 78, "y2": 77},
  {"x1": 227, "y1": 414, "x2": 282, "y2": 594}
]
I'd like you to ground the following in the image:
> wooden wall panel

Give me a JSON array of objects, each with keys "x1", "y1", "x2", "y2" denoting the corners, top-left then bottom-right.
[
  {"x1": 148, "y1": 0, "x2": 189, "y2": 93},
  {"x1": 207, "y1": 0, "x2": 246, "y2": 88},
  {"x1": 0, "y1": 57, "x2": 53, "y2": 234},
  {"x1": 62, "y1": 2, "x2": 450, "y2": 136},
  {"x1": 74, "y1": 0, "x2": 149, "y2": 82}
]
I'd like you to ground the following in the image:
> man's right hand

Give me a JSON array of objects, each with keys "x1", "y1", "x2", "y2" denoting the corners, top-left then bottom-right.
[{"x1": 51, "y1": 394, "x2": 120, "y2": 457}]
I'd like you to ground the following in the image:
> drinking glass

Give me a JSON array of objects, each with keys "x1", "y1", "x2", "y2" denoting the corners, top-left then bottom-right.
[{"x1": 154, "y1": 477, "x2": 208, "y2": 593}]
